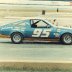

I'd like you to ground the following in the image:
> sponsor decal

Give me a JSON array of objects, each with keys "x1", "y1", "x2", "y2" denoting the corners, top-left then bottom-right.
[
  {"x1": 54, "y1": 33, "x2": 59, "y2": 37},
  {"x1": 57, "y1": 29, "x2": 61, "y2": 32}
]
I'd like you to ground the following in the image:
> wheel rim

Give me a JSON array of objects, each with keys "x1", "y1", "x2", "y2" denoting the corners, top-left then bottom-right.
[
  {"x1": 63, "y1": 34, "x2": 72, "y2": 44},
  {"x1": 13, "y1": 34, "x2": 21, "y2": 43}
]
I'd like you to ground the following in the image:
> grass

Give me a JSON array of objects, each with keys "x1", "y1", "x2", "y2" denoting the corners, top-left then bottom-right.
[
  {"x1": 0, "y1": 67, "x2": 72, "y2": 72},
  {"x1": 0, "y1": 62, "x2": 72, "y2": 72}
]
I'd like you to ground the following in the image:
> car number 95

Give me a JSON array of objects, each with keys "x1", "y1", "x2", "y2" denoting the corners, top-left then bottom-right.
[{"x1": 32, "y1": 29, "x2": 51, "y2": 37}]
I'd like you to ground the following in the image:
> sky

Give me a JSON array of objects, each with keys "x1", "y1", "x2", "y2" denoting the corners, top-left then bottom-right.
[
  {"x1": 0, "y1": 0, "x2": 70, "y2": 6},
  {"x1": 0, "y1": 0, "x2": 71, "y2": 4},
  {"x1": 0, "y1": 0, "x2": 69, "y2": 4}
]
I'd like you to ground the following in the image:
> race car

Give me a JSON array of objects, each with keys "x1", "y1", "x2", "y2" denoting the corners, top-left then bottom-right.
[{"x1": 0, "y1": 18, "x2": 72, "y2": 44}]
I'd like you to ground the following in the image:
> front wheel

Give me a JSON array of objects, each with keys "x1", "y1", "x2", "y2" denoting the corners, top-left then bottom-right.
[
  {"x1": 11, "y1": 32, "x2": 23, "y2": 44},
  {"x1": 61, "y1": 33, "x2": 72, "y2": 45}
]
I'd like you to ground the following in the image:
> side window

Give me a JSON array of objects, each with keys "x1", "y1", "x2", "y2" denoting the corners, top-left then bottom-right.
[
  {"x1": 36, "y1": 20, "x2": 47, "y2": 28},
  {"x1": 31, "y1": 19, "x2": 39, "y2": 25},
  {"x1": 31, "y1": 19, "x2": 40, "y2": 28},
  {"x1": 31, "y1": 19, "x2": 48, "y2": 28}
]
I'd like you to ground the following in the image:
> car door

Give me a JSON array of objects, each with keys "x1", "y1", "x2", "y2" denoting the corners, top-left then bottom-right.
[{"x1": 30, "y1": 19, "x2": 55, "y2": 39}]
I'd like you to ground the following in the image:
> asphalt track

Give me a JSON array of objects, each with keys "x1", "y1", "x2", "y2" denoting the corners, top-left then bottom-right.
[{"x1": 0, "y1": 38, "x2": 72, "y2": 63}]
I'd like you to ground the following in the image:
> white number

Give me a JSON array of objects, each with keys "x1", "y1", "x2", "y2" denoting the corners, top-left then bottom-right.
[
  {"x1": 41, "y1": 29, "x2": 51, "y2": 37},
  {"x1": 32, "y1": 29, "x2": 51, "y2": 37},
  {"x1": 32, "y1": 29, "x2": 42, "y2": 37}
]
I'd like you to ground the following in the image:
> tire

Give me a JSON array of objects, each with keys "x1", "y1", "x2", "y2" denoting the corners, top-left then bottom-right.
[
  {"x1": 11, "y1": 32, "x2": 23, "y2": 44},
  {"x1": 61, "y1": 33, "x2": 72, "y2": 45}
]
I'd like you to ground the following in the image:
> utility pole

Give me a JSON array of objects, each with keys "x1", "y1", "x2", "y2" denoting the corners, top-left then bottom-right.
[{"x1": 57, "y1": 8, "x2": 59, "y2": 12}]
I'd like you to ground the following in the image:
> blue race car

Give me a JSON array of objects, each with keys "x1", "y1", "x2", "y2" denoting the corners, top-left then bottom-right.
[{"x1": 0, "y1": 18, "x2": 72, "y2": 44}]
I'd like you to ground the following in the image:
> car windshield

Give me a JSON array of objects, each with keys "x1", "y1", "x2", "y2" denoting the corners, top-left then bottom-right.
[{"x1": 45, "y1": 19, "x2": 59, "y2": 27}]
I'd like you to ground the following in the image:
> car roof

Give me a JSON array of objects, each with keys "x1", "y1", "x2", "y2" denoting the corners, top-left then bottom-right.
[{"x1": 4, "y1": 16, "x2": 55, "y2": 27}]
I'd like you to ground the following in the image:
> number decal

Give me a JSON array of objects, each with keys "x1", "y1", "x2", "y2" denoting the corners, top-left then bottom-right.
[
  {"x1": 41, "y1": 29, "x2": 51, "y2": 37},
  {"x1": 32, "y1": 29, "x2": 51, "y2": 37},
  {"x1": 32, "y1": 29, "x2": 42, "y2": 37}
]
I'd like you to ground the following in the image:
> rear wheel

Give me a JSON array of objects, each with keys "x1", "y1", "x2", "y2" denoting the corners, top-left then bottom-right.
[
  {"x1": 11, "y1": 32, "x2": 23, "y2": 44},
  {"x1": 61, "y1": 33, "x2": 72, "y2": 45}
]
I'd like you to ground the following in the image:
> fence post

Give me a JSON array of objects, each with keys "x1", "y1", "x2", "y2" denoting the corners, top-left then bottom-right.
[{"x1": 42, "y1": 10, "x2": 45, "y2": 15}]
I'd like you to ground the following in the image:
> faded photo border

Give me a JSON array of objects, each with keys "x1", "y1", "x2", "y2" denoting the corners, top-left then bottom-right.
[{"x1": 0, "y1": 0, "x2": 72, "y2": 72}]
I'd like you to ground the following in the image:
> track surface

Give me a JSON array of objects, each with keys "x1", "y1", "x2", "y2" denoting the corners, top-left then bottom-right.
[{"x1": 0, "y1": 38, "x2": 72, "y2": 62}]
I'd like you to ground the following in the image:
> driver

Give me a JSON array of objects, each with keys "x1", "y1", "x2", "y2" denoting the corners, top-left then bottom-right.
[{"x1": 31, "y1": 20, "x2": 40, "y2": 28}]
